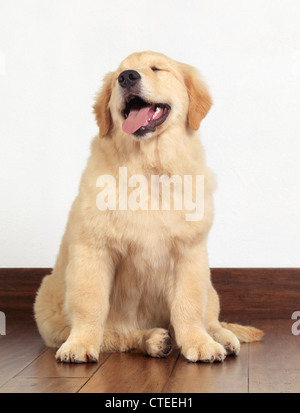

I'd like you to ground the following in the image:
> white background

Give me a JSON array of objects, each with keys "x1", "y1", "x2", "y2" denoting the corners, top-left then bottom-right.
[{"x1": 0, "y1": 0, "x2": 299, "y2": 268}]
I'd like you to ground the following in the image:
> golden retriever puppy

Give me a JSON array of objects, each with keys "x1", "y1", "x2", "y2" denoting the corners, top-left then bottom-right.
[{"x1": 34, "y1": 51, "x2": 262, "y2": 363}]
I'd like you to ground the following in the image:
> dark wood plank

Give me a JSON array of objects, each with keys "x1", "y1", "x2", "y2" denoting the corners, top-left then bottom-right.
[
  {"x1": 18, "y1": 348, "x2": 109, "y2": 378},
  {"x1": 163, "y1": 344, "x2": 249, "y2": 393},
  {"x1": 211, "y1": 268, "x2": 300, "y2": 321},
  {"x1": 0, "y1": 268, "x2": 51, "y2": 317},
  {"x1": 79, "y1": 349, "x2": 180, "y2": 393},
  {"x1": 249, "y1": 319, "x2": 300, "y2": 393},
  {"x1": 0, "y1": 377, "x2": 86, "y2": 393},
  {"x1": 0, "y1": 268, "x2": 51, "y2": 291},
  {"x1": 1, "y1": 318, "x2": 300, "y2": 393},
  {"x1": 0, "y1": 318, "x2": 110, "y2": 391},
  {"x1": 0, "y1": 338, "x2": 45, "y2": 376},
  {"x1": 0, "y1": 318, "x2": 46, "y2": 383},
  {"x1": 0, "y1": 376, "x2": 9, "y2": 388}
]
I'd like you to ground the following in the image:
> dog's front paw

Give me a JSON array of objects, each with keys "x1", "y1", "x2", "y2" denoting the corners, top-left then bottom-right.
[
  {"x1": 182, "y1": 341, "x2": 227, "y2": 363},
  {"x1": 144, "y1": 328, "x2": 173, "y2": 358},
  {"x1": 55, "y1": 339, "x2": 99, "y2": 363},
  {"x1": 211, "y1": 327, "x2": 240, "y2": 356}
]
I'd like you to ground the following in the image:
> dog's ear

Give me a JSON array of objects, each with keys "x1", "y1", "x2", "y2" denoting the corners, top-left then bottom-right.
[
  {"x1": 93, "y1": 72, "x2": 114, "y2": 138},
  {"x1": 180, "y1": 63, "x2": 213, "y2": 130}
]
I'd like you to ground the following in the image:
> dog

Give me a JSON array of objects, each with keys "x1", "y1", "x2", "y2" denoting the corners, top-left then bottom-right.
[{"x1": 34, "y1": 51, "x2": 263, "y2": 363}]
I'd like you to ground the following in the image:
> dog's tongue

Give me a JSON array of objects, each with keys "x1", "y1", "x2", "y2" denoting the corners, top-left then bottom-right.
[{"x1": 122, "y1": 106, "x2": 154, "y2": 134}]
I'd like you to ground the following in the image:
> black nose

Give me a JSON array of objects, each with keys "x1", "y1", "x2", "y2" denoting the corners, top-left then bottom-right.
[{"x1": 118, "y1": 70, "x2": 141, "y2": 89}]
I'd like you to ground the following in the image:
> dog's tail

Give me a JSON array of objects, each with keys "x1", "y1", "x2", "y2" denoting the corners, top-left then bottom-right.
[{"x1": 220, "y1": 322, "x2": 263, "y2": 343}]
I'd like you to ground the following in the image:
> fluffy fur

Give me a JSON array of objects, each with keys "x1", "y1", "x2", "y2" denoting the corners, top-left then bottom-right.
[{"x1": 34, "y1": 51, "x2": 263, "y2": 364}]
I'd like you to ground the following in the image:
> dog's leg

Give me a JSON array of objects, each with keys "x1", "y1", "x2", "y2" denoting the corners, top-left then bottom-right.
[
  {"x1": 170, "y1": 244, "x2": 227, "y2": 363},
  {"x1": 55, "y1": 244, "x2": 114, "y2": 363},
  {"x1": 205, "y1": 284, "x2": 240, "y2": 355},
  {"x1": 100, "y1": 328, "x2": 173, "y2": 358}
]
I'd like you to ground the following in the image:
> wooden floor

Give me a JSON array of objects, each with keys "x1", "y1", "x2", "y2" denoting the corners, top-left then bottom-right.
[{"x1": 0, "y1": 317, "x2": 299, "y2": 393}]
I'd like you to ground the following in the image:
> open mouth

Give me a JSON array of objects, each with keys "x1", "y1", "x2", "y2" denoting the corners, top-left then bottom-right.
[{"x1": 121, "y1": 95, "x2": 171, "y2": 137}]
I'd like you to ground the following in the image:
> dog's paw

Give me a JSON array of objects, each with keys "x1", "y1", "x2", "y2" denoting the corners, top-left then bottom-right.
[
  {"x1": 183, "y1": 341, "x2": 227, "y2": 363},
  {"x1": 55, "y1": 339, "x2": 99, "y2": 363},
  {"x1": 211, "y1": 327, "x2": 240, "y2": 356},
  {"x1": 144, "y1": 328, "x2": 173, "y2": 358}
]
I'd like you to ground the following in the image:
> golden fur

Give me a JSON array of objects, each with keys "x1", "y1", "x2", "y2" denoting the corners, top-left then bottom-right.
[{"x1": 34, "y1": 51, "x2": 262, "y2": 363}]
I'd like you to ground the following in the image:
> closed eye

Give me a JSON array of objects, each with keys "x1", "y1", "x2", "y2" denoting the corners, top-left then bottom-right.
[{"x1": 151, "y1": 66, "x2": 161, "y2": 72}]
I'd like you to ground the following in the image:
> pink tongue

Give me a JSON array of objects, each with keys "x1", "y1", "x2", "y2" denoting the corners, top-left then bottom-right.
[{"x1": 122, "y1": 106, "x2": 154, "y2": 134}]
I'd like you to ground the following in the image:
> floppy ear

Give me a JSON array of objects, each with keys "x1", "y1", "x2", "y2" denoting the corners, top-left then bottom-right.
[
  {"x1": 93, "y1": 72, "x2": 114, "y2": 138},
  {"x1": 180, "y1": 63, "x2": 213, "y2": 130}
]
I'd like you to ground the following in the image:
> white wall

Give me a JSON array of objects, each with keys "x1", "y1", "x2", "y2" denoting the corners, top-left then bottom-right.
[{"x1": 0, "y1": 0, "x2": 299, "y2": 268}]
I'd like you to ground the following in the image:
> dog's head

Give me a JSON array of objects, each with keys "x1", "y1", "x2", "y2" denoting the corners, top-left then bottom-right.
[{"x1": 93, "y1": 51, "x2": 212, "y2": 140}]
